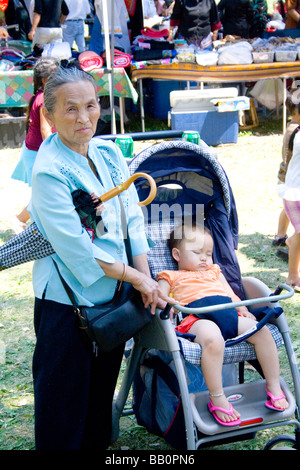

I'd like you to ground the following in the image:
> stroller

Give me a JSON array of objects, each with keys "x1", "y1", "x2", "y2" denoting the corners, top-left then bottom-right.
[{"x1": 111, "y1": 139, "x2": 300, "y2": 450}]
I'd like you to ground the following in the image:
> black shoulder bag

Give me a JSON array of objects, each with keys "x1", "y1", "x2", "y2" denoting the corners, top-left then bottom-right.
[{"x1": 54, "y1": 197, "x2": 154, "y2": 352}]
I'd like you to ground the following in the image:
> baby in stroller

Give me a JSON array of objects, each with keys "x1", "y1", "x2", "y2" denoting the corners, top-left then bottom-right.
[{"x1": 157, "y1": 222, "x2": 289, "y2": 426}]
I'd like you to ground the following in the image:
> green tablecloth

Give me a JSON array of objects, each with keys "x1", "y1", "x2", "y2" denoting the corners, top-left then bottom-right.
[{"x1": 0, "y1": 67, "x2": 138, "y2": 108}]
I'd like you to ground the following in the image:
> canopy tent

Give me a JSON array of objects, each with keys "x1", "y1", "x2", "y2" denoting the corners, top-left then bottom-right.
[
  {"x1": 99, "y1": 0, "x2": 116, "y2": 133},
  {"x1": 95, "y1": 0, "x2": 132, "y2": 134}
]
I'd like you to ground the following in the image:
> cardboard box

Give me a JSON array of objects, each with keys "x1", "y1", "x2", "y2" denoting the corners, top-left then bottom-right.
[{"x1": 212, "y1": 96, "x2": 250, "y2": 112}]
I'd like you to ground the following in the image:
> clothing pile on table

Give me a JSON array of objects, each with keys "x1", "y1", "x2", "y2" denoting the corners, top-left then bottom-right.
[
  {"x1": 131, "y1": 33, "x2": 300, "y2": 69},
  {"x1": 132, "y1": 26, "x2": 177, "y2": 69},
  {"x1": 0, "y1": 39, "x2": 73, "y2": 72},
  {"x1": 0, "y1": 39, "x2": 35, "y2": 71}
]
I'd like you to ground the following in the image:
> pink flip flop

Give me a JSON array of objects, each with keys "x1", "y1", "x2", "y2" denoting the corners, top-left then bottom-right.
[
  {"x1": 265, "y1": 388, "x2": 287, "y2": 411},
  {"x1": 208, "y1": 399, "x2": 241, "y2": 427}
]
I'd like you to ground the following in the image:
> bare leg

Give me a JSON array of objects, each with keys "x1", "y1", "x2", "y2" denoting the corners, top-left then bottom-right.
[
  {"x1": 238, "y1": 317, "x2": 288, "y2": 410},
  {"x1": 286, "y1": 233, "x2": 300, "y2": 288},
  {"x1": 189, "y1": 319, "x2": 241, "y2": 423},
  {"x1": 276, "y1": 208, "x2": 289, "y2": 239}
]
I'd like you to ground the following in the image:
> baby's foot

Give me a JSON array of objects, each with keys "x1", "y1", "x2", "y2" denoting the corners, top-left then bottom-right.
[
  {"x1": 266, "y1": 385, "x2": 289, "y2": 411},
  {"x1": 209, "y1": 393, "x2": 240, "y2": 424}
]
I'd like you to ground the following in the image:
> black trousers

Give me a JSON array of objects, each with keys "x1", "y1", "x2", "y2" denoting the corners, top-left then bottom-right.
[{"x1": 33, "y1": 297, "x2": 124, "y2": 450}]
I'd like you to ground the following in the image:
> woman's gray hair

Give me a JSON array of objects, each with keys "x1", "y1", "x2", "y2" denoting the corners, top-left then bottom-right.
[{"x1": 43, "y1": 65, "x2": 98, "y2": 113}]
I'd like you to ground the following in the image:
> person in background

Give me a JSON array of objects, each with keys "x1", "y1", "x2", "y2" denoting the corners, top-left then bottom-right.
[
  {"x1": 250, "y1": 0, "x2": 268, "y2": 37},
  {"x1": 142, "y1": 0, "x2": 157, "y2": 18},
  {"x1": 218, "y1": 0, "x2": 254, "y2": 39},
  {"x1": 161, "y1": 0, "x2": 175, "y2": 16},
  {"x1": 94, "y1": 0, "x2": 131, "y2": 53},
  {"x1": 28, "y1": 0, "x2": 69, "y2": 47},
  {"x1": 167, "y1": 0, "x2": 221, "y2": 47},
  {"x1": 4, "y1": 0, "x2": 31, "y2": 40},
  {"x1": 10, "y1": 57, "x2": 59, "y2": 234},
  {"x1": 285, "y1": 0, "x2": 300, "y2": 28},
  {"x1": 270, "y1": 1, "x2": 286, "y2": 20},
  {"x1": 273, "y1": 92, "x2": 300, "y2": 257},
  {"x1": 63, "y1": 0, "x2": 91, "y2": 53},
  {"x1": 126, "y1": 0, "x2": 144, "y2": 42},
  {"x1": 277, "y1": 127, "x2": 300, "y2": 292},
  {"x1": 28, "y1": 65, "x2": 175, "y2": 449}
]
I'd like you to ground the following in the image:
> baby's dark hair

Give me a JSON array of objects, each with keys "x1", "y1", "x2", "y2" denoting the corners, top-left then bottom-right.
[{"x1": 168, "y1": 222, "x2": 211, "y2": 253}]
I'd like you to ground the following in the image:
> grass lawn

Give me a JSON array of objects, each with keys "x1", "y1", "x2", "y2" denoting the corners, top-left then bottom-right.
[{"x1": 0, "y1": 114, "x2": 299, "y2": 451}]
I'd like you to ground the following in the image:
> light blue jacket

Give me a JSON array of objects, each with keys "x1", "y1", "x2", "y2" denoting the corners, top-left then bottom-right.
[{"x1": 29, "y1": 133, "x2": 149, "y2": 306}]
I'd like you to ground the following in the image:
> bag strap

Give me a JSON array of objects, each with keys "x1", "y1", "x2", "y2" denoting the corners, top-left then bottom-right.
[
  {"x1": 53, "y1": 195, "x2": 133, "y2": 308},
  {"x1": 119, "y1": 195, "x2": 133, "y2": 266},
  {"x1": 53, "y1": 259, "x2": 80, "y2": 312}
]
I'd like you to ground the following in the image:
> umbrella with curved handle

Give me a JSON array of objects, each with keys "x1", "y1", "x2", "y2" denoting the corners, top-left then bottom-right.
[
  {"x1": 99, "y1": 172, "x2": 157, "y2": 206},
  {"x1": 0, "y1": 173, "x2": 157, "y2": 271}
]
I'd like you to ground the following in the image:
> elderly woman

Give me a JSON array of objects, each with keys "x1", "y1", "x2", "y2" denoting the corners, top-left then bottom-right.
[
  {"x1": 167, "y1": 0, "x2": 221, "y2": 46},
  {"x1": 28, "y1": 65, "x2": 174, "y2": 450}
]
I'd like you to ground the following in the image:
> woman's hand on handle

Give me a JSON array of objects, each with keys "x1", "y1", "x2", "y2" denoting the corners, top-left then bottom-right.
[
  {"x1": 131, "y1": 271, "x2": 176, "y2": 314},
  {"x1": 96, "y1": 257, "x2": 176, "y2": 315}
]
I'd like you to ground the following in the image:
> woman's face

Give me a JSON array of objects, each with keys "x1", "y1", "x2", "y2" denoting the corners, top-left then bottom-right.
[{"x1": 44, "y1": 80, "x2": 100, "y2": 156}]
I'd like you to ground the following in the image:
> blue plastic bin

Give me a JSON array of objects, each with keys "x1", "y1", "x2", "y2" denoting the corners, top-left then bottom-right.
[
  {"x1": 170, "y1": 109, "x2": 239, "y2": 146},
  {"x1": 152, "y1": 80, "x2": 198, "y2": 119}
]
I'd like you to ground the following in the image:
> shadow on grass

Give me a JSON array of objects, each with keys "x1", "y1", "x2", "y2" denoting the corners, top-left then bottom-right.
[{"x1": 237, "y1": 232, "x2": 288, "y2": 287}]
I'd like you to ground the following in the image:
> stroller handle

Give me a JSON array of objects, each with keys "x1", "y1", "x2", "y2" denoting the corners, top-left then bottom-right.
[
  {"x1": 100, "y1": 172, "x2": 157, "y2": 206},
  {"x1": 171, "y1": 283, "x2": 294, "y2": 347},
  {"x1": 172, "y1": 283, "x2": 294, "y2": 315}
]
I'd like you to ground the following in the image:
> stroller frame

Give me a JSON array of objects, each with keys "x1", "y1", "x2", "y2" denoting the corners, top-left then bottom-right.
[
  {"x1": 112, "y1": 280, "x2": 300, "y2": 450},
  {"x1": 110, "y1": 138, "x2": 300, "y2": 450}
]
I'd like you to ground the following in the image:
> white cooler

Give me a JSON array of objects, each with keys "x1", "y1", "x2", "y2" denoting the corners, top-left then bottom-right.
[{"x1": 170, "y1": 88, "x2": 241, "y2": 146}]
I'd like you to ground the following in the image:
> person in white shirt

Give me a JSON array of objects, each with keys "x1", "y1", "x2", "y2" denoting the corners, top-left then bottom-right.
[
  {"x1": 142, "y1": 0, "x2": 158, "y2": 18},
  {"x1": 63, "y1": 0, "x2": 91, "y2": 53},
  {"x1": 278, "y1": 125, "x2": 300, "y2": 292}
]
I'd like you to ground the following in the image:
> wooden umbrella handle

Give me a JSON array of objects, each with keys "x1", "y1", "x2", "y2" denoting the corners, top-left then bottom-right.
[{"x1": 100, "y1": 172, "x2": 157, "y2": 206}]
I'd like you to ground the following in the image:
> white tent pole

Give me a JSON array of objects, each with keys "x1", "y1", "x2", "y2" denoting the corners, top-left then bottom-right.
[{"x1": 102, "y1": 0, "x2": 116, "y2": 134}]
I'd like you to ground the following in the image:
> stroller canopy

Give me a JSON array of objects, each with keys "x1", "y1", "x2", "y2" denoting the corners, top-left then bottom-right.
[{"x1": 129, "y1": 140, "x2": 243, "y2": 299}]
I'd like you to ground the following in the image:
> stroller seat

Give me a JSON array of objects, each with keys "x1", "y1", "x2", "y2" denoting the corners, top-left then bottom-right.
[{"x1": 145, "y1": 219, "x2": 283, "y2": 367}]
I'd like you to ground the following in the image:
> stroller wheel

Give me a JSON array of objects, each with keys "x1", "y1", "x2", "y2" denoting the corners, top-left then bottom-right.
[{"x1": 264, "y1": 434, "x2": 297, "y2": 450}]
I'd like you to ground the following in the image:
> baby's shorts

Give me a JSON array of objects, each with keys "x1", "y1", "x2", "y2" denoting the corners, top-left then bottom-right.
[{"x1": 176, "y1": 295, "x2": 239, "y2": 341}]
